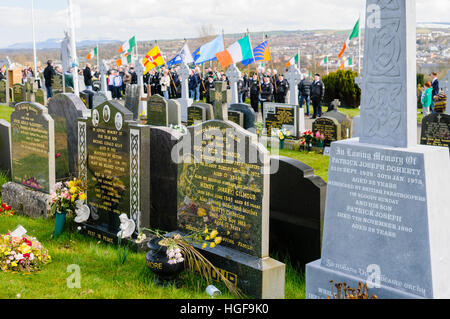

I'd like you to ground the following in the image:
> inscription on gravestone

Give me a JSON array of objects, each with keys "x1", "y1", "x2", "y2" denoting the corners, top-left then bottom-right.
[
  {"x1": 420, "y1": 113, "x2": 450, "y2": 151},
  {"x1": 187, "y1": 105, "x2": 206, "y2": 127},
  {"x1": 312, "y1": 117, "x2": 340, "y2": 146},
  {"x1": 147, "y1": 94, "x2": 169, "y2": 126},
  {"x1": 263, "y1": 103, "x2": 299, "y2": 137}
]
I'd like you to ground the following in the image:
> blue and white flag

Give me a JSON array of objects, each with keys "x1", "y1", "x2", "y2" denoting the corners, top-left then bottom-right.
[
  {"x1": 167, "y1": 43, "x2": 194, "y2": 67},
  {"x1": 192, "y1": 35, "x2": 224, "y2": 64}
]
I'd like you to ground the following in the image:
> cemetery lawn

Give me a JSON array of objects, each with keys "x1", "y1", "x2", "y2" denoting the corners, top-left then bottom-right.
[
  {"x1": 276, "y1": 149, "x2": 330, "y2": 182},
  {"x1": 0, "y1": 104, "x2": 13, "y2": 121}
]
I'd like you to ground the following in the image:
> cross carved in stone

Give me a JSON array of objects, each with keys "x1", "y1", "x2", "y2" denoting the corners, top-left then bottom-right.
[
  {"x1": 285, "y1": 65, "x2": 302, "y2": 105},
  {"x1": 179, "y1": 63, "x2": 190, "y2": 81},
  {"x1": 213, "y1": 81, "x2": 229, "y2": 121}
]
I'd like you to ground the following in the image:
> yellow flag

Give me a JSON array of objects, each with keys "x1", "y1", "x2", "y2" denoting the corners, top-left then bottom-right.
[{"x1": 142, "y1": 46, "x2": 165, "y2": 74}]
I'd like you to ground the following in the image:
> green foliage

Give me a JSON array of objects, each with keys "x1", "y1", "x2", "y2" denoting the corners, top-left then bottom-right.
[
  {"x1": 322, "y1": 70, "x2": 361, "y2": 108},
  {"x1": 417, "y1": 73, "x2": 425, "y2": 87}
]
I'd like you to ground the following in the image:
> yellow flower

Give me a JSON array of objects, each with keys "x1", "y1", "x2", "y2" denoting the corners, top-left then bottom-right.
[
  {"x1": 71, "y1": 195, "x2": 76, "y2": 202},
  {"x1": 203, "y1": 227, "x2": 209, "y2": 234},
  {"x1": 197, "y1": 208, "x2": 207, "y2": 217},
  {"x1": 68, "y1": 181, "x2": 75, "y2": 188},
  {"x1": 202, "y1": 243, "x2": 207, "y2": 249},
  {"x1": 205, "y1": 236, "x2": 210, "y2": 241},
  {"x1": 278, "y1": 132, "x2": 284, "y2": 139},
  {"x1": 210, "y1": 243, "x2": 216, "y2": 248},
  {"x1": 214, "y1": 237, "x2": 222, "y2": 245},
  {"x1": 79, "y1": 193, "x2": 86, "y2": 201},
  {"x1": 20, "y1": 244, "x2": 31, "y2": 254},
  {"x1": 70, "y1": 187, "x2": 78, "y2": 194},
  {"x1": 210, "y1": 230, "x2": 218, "y2": 239},
  {"x1": 11, "y1": 262, "x2": 17, "y2": 267}
]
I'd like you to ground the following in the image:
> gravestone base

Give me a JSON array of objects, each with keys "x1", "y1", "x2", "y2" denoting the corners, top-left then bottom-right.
[
  {"x1": 306, "y1": 260, "x2": 421, "y2": 299},
  {"x1": 1, "y1": 182, "x2": 51, "y2": 218},
  {"x1": 306, "y1": 139, "x2": 450, "y2": 299},
  {"x1": 193, "y1": 242, "x2": 285, "y2": 299}
]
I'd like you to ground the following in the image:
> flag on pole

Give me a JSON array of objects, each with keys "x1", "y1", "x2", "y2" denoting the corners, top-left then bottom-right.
[
  {"x1": 167, "y1": 43, "x2": 194, "y2": 67},
  {"x1": 142, "y1": 46, "x2": 165, "y2": 74},
  {"x1": 285, "y1": 53, "x2": 299, "y2": 68},
  {"x1": 118, "y1": 36, "x2": 136, "y2": 54},
  {"x1": 338, "y1": 19, "x2": 359, "y2": 59},
  {"x1": 319, "y1": 56, "x2": 328, "y2": 67},
  {"x1": 215, "y1": 35, "x2": 253, "y2": 68},
  {"x1": 339, "y1": 58, "x2": 354, "y2": 69},
  {"x1": 116, "y1": 52, "x2": 132, "y2": 67},
  {"x1": 241, "y1": 41, "x2": 271, "y2": 66},
  {"x1": 192, "y1": 35, "x2": 224, "y2": 64},
  {"x1": 86, "y1": 47, "x2": 97, "y2": 60}
]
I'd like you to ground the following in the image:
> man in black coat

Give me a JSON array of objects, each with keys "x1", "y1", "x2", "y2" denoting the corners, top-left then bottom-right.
[
  {"x1": 298, "y1": 77, "x2": 312, "y2": 116},
  {"x1": 260, "y1": 75, "x2": 274, "y2": 115},
  {"x1": 249, "y1": 74, "x2": 260, "y2": 113},
  {"x1": 130, "y1": 67, "x2": 138, "y2": 85},
  {"x1": 83, "y1": 63, "x2": 93, "y2": 90},
  {"x1": 431, "y1": 72, "x2": 440, "y2": 114},
  {"x1": 43, "y1": 60, "x2": 56, "y2": 98},
  {"x1": 310, "y1": 74, "x2": 325, "y2": 119},
  {"x1": 274, "y1": 74, "x2": 288, "y2": 103},
  {"x1": 205, "y1": 75, "x2": 215, "y2": 104}
]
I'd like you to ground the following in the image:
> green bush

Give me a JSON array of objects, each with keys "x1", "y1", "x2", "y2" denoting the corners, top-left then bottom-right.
[{"x1": 322, "y1": 70, "x2": 361, "y2": 108}]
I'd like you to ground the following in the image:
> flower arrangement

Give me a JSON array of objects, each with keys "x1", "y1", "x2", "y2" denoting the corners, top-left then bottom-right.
[
  {"x1": 50, "y1": 178, "x2": 87, "y2": 216},
  {"x1": 170, "y1": 124, "x2": 188, "y2": 135},
  {"x1": 328, "y1": 281, "x2": 378, "y2": 299},
  {"x1": 301, "y1": 130, "x2": 325, "y2": 147},
  {"x1": 0, "y1": 233, "x2": 51, "y2": 273},
  {"x1": 22, "y1": 177, "x2": 41, "y2": 190},
  {"x1": 272, "y1": 128, "x2": 291, "y2": 141},
  {"x1": 0, "y1": 203, "x2": 15, "y2": 217}
]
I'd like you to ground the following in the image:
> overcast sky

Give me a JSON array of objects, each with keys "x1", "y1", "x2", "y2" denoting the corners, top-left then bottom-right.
[{"x1": 0, "y1": 0, "x2": 449, "y2": 48}]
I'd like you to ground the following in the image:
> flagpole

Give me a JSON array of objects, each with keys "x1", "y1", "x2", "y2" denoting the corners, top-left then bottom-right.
[
  {"x1": 31, "y1": 0, "x2": 38, "y2": 78},
  {"x1": 266, "y1": 34, "x2": 277, "y2": 92},
  {"x1": 247, "y1": 29, "x2": 261, "y2": 91},
  {"x1": 96, "y1": 43, "x2": 99, "y2": 69},
  {"x1": 358, "y1": 12, "x2": 362, "y2": 75},
  {"x1": 67, "y1": 0, "x2": 79, "y2": 95}
]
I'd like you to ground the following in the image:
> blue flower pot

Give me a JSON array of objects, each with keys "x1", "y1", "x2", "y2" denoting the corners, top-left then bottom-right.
[{"x1": 54, "y1": 211, "x2": 67, "y2": 237}]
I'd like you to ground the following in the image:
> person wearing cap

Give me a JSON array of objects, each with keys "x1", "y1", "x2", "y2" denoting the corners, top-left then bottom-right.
[
  {"x1": 430, "y1": 72, "x2": 439, "y2": 114},
  {"x1": 205, "y1": 75, "x2": 215, "y2": 104},
  {"x1": 274, "y1": 74, "x2": 288, "y2": 103},
  {"x1": 310, "y1": 73, "x2": 325, "y2": 119},
  {"x1": 260, "y1": 75, "x2": 274, "y2": 114}
]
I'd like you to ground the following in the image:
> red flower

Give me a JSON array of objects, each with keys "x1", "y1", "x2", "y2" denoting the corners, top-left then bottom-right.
[
  {"x1": 55, "y1": 153, "x2": 61, "y2": 159},
  {"x1": 23, "y1": 253, "x2": 30, "y2": 258}
]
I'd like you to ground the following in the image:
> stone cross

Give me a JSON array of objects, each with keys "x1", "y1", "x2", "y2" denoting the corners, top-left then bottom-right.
[
  {"x1": 179, "y1": 63, "x2": 190, "y2": 100},
  {"x1": 135, "y1": 61, "x2": 146, "y2": 116},
  {"x1": 226, "y1": 63, "x2": 241, "y2": 104},
  {"x1": 360, "y1": 0, "x2": 416, "y2": 148},
  {"x1": 213, "y1": 81, "x2": 228, "y2": 121},
  {"x1": 285, "y1": 65, "x2": 302, "y2": 106},
  {"x1": 99, "y1": 60, "x2": 108, "y2": 93}
]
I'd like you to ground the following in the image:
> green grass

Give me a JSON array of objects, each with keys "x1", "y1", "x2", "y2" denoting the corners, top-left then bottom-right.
[
  {"x1": 0, "y1": 104, "x2": 13, "y2": 122},
  {"x1": 275, "y1": 149, "x2": 330, "y2": 182}
]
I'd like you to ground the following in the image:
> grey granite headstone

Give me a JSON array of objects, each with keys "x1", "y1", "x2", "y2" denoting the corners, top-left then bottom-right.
[
  {"x1": 176, "y1": 120, "x2": 285, "y2": 298},
  {"x1": 285, "y1": 64, "x2": 302, "y2": 106},
  {"x1": 124, "y1": 84, "x2": 141, "y2": 120},
  {"x1": 178, "y1": 63, "x2": 193, "y2": 122},
  {"x1": 193, "y1": 102, "x2": 214, "y2": 121},
  {"x1": 92, "y1": 91, "x2": 108, "y2": 109},
  {"x1": 147, "y1": 94, "x2": 169, "y2": 126},
  {"x1": 0, "y1": 119, "x2": 12, "y2": 177},
  {"x1": 353, "y1": 115, "x2": 361, "y2": 138},
  {"x1": 211, "y1": 81, "x2": 229, "y2": 120},
  {"x1": 263, "y1": 102, "x2": 300, "y2": 137},
  {"x1": 48, "y1": 93, "x2": 90, "y2": 180},
  {"x1": 306, "y1": 0, "x2": 450, "y2": 300},
  {"x1": 229, "y1": 103, "x2": 256, "y2": 131},
  {"x1": 168, "y1": 99, "x2": 181, "y2": 126},
  {"x1": 10, "y1": 102, "x2": 55, "y2": 194}
]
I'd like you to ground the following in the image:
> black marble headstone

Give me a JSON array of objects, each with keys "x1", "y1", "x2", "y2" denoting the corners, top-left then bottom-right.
[
  {"x1": 12, "y1": 84, "x2": 25, "y2": 106},
  {"x1": 269, "y1": 156, "x2": 326, "y2": 269},
  {"x1": 0, "y1": 119, "x2": 12, "y2": 177},
  {"x1": 420, "y1": 113, "x2": 450, "y2": 151},
  {"x1": 229, "y1": 103, "x2": 256, "y2": 130},
  {"x1": 187, "y1": 105, "x2": 206, "y2": 126},
  {"x1": 322, "y1": 109, "x2": 352, "y2": 140},
  {"x1": 312, "y1": 117, "x2": 340, "y2": 147},
  {"x1": 125, "y1": 84, "x2": 141, "y2": 120}
]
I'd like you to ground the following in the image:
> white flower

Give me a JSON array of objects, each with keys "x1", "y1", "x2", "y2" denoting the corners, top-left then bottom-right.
[
  {"x1": 29, "y1": 253, "x2": 34, "y2": 261},
  {"x1": 15, "y1": 254, "x2": 24, "y2": 261},
  {"x1": 174, "y1": 248, "x2": 181, "y2": 254},
  {"x1": 167, "y1": 250, "x2": 175, "y2": 259},
  {"x1": 175, "y1": 253, "x2": 182, "y2": 259},
  {"x1": 177, "y1": 257, "x2": 184, "y2": 263},
  {"x1": 168, "y1": 259, "x2": 176, "y2": 265}
]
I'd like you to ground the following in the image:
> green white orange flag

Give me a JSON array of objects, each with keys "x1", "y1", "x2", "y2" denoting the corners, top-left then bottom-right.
[
  {"x1": 286, "y1": 54, "x2": 299, "y2": 68},
  {"x1": 216, "y1": 35, "x2": 253, "y2": 68},
  {"x1": 118, "y1": 36, "x2": 136, "y2": 54},
  {"x1": 338, "y1": 19, "x2": 359, "y2": 59},
  {"x1": 339, "y1": 58, "x2": 353, "y2": 69},
  {"x1": 86, "y1": 47, "x2": 97, "y2": 60},
  {"x1": 319, "y1": 56, "x2": 328, "y2": 67},
  {"x1": 116, "y1": 52, "x2": 132, "y2": 67}
]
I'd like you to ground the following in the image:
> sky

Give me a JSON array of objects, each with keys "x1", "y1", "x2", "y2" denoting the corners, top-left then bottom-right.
[{"x1": 0, "y1": 0, "x2": 449, "y2": 48}]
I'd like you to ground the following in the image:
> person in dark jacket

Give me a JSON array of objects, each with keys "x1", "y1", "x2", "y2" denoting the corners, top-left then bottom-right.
[
  {"x1": 298, "y1": 77, "x2": 312, "y2": 116},
  {"x1": 249, "y1": 74, "x2": 260, "y2": 113},
  {"x1": 188, "y1": 70, "x2": 199, "y2": 100},
  {"x1": 205, "y1": 75, "x2": 215, "y2": 104},
  {"x1": 83, "y1": 63, "x2": 93, "y2": 90},
  {"x1": 260, "y1": 76, "x2": 274, "y2": 115},
  {"x1": 274, "y1": 74, "x2": 288, "y2": 103},
  {"x1": 43, "y1": 60, "x2": 56, "y2": 98},
  {"x1": 431, "y1": 72, "x2": 439, "y2": 114},
  {"x1": 130, "y1": 67, "x2": 138, "y2": 85},
  {"x1": 310, "y1": 74, "x2": 325, "y2": 119}
]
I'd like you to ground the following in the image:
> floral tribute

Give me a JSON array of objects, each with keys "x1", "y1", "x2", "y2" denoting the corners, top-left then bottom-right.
[
  {"x1": 50, "y1": 178, "x2": 87, "y2": 216},
  {"x1": 0, "y1": 234, "x2": 51, "y2": 272},
  {"x1": 301, "y1": 130, "x2": 325, "y2": 146},
  {"x1": 0, "y1": 203, "x2": 15, "y2": 217},
  {"x1": 271, "y1": 128, "x2": 291, "y2": 141}
]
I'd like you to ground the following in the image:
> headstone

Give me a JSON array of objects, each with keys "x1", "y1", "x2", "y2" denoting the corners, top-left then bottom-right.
[
  {"x1": 92, "y1": 92, "x2": 108, "y2": 109},
  {"x1": 263, "y1": 102, "x2": 300, "y2": 137},
  {"x1": 0, "y1": 80, "x2": 6, "y2": 104},
  {"x1": 0, "y1": 120, "x2": 12, "y2": 177},
  {"x1": 35, "y1": 88, "x2": 47, "y2": 106},
  {"x1": 12, "y1": 84, "x2": 25, "y2": 106},
  {"x1": 178, "y1": 63, "x2": 193, "y2": 122},
  {"x1": 52, "y1": 73, "x2": 64, "y2": 94},
  {"x1": 10, "y1": 102, "x2": 55, "y2": 194},
  {"x1": 48, "y1": 93, "x2": 90, "y2": 180},
  {"x1": 312, "y1": 117, "x2": 341, "y2": 147},
  {"x1": 187, "y1": 104, "x2": 206, "y2": 127},
  {"x1": 420, "y1": 113, "x2": 450, "y2": 151},
  {"x1": 193, "y1": 102, "x2": 214, "y2": 121},
  {"x1": 168, "y1": 99, "x2": 181, "y2": 126},
  {"x1": 147, "y1": 94, "x2": 169, "y2": 127},
  {"x1": 229, "y1": 103, "x2": 256, "y2": 131},
  {"x1": 0, "y1": 57, "x2": 12, "y2": 104},
  {"x1": 24, "y1": 79, "x2": 38, "y2": 102},
  {"x1": 353, "y1": 115, "x2": 361, "y2": 138},
  {"x1": 225, "y1": 64, "x2": 241, "y2": 104},
  {"x1": 150, "y1": 127, "x2": 183, "y2": 231},
  {"x1": 211, "y1": 81, "x2": 229, "y2": 121},
  {"x1": 270, "y1": 156, "x2": 326, "y2": 268},
  {"x1": 227, "y1": 110, "x2": 244, "y2": 127},
  {"x1": 124, "y1": 84, "x2": 141, "y2": 120},
  {"x1": 210, "y1": 83, "x2": 232, "y2": 109},
  {"x1": 176, "y1": 120, "x2": 285, "y2": 298},
  {"x1": 323, "y1": 106, "x2": 353, "y2": 140},
  {"x1": 135, "y1": 61, "x2": 146, "y2": 117},
  {"x1": 306, "y1": 0, "x2": 450, "y2": 299},
  {"x1": 78, "y1": 101, "x2": 150, "y2": 243},
  {"x1": 79, "y1": 90, "x2": 94, "y2": 109}
]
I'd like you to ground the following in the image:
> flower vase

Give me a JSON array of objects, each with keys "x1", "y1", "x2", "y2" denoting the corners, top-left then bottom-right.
[
  {"x1": 54, "y1": 211, "x2": 67, "y2": 237},
  {"x1": 280, "y1": 139, "x2": 285, "y2": 150},
  {"x1": 146, "y1": 238, "x2": 185, "y2": 287}
]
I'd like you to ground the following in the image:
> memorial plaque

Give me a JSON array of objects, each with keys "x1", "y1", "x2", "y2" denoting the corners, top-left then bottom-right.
[
  {"x1": 13, "y1": 84, "x2": 25, "y2": 105},
  {"x1": 312, "y1": 117, "x2": 341, "y2": 146},
  {"x1": 420, "y1": 113, "x2": 450, "y2": 150},
  {"x1": 0, "y1": 80, "x2": 7, "y2": 104},
  {"x1": 228, "y1": 110, "x2": 244, "y2": 127},
  {"x1": 78, "y1": 101, "x2": 150, "y2": 239},
  {"x1": 263, "y1": 103, "x2": 299, "y2": 137},
  {"x1": 187, "y1": 105, "x2": 206, "y2": 126},
  {"x1": 147, "y1": 94, "x2": 169, "y2": 126},
  {"x1": 10, "y1": 102, "x2": 55, "y2": 193},
  {"x1": 323, "y1": 108, "x2": 353, "y2": 140}
]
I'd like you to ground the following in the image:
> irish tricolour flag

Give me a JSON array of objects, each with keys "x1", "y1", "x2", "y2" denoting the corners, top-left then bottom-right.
[
  {"x1": 338, "y1": 19, "x2": 359, "y2": 59},
  {"x1": 116, "y1": 52, "x2": 132, "y2": 67},
  {"x1": 319, "y1": 56, "x2": 328, "y2": 67},
  {"x1": 286, "y1": 54, "x2": 299, "y2": 68},
  {"x1": 118, "y1": 36, "x2": 136, "y2": 54},
  {"x1": 339, "y1": 58, "x2": 353, "y2": 69},
  {"x1": 86, "y1": 47, "x2": 97, "y2": 60},
  {"x1": 216, "y1": 35, "x2": 253, "y2": 68}
]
